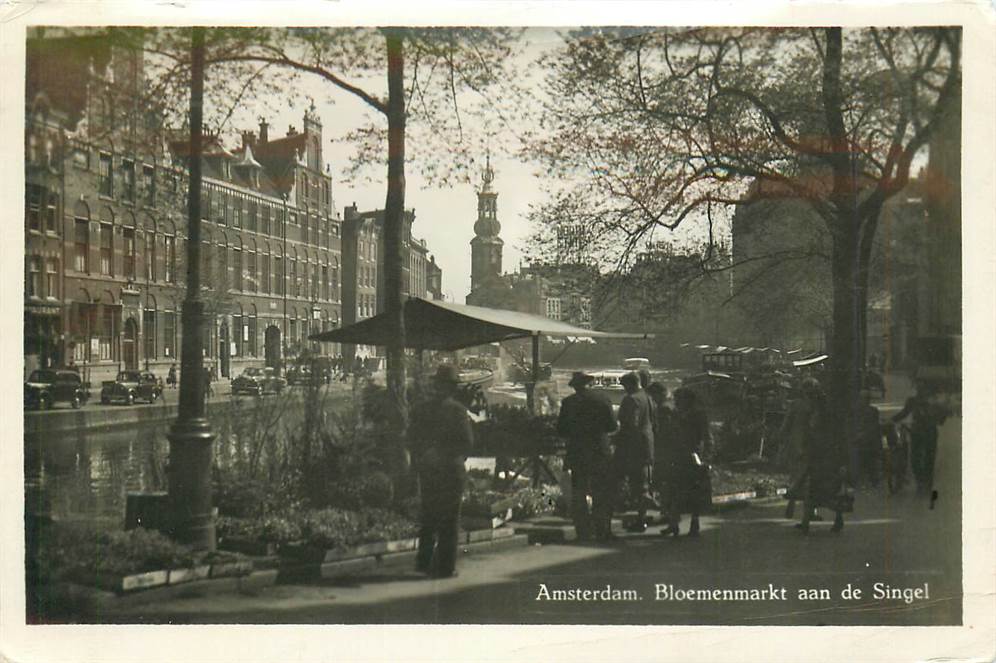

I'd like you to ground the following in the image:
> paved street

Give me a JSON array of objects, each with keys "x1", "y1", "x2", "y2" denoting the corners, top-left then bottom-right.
[{"x1": 98, "y1": 411, "x2": 961, "y2": 626}]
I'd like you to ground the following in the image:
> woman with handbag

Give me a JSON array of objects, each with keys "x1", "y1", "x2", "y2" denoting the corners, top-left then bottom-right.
[{"x1": 660, "y1": 388, "x2": 713, "y2": 537}]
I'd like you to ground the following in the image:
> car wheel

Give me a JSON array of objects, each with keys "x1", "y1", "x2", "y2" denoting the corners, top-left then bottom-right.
[
  {"x1": 71, "y1": 395, "x2": 81, "y2": 409},
  {"x1": 126, "y1": 392, "x2": 135, "y2": 406}
]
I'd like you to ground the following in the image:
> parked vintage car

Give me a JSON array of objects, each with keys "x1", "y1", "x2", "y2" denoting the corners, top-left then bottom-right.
[
  {"x1": 231, "y1": 366, "x2": 287, "y2": 396},
  {"x1": 24, "y1": 369, "x2": 89, "y2": 410},
  {"x1": 100, "y1": 371, "x2": 163, "y2": 405},
  {"x1": 286, "y1": 365, "x2": 317, "y2": 386}
]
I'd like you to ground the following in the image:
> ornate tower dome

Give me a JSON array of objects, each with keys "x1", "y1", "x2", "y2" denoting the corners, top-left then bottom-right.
[{"x1": 470, "y1": 154, "x2": 504, "y2": 293}]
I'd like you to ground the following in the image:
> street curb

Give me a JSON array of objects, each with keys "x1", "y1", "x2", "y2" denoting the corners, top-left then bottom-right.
[{"x1": 31, "y1": 569, "x2": 279, "y2": 617}]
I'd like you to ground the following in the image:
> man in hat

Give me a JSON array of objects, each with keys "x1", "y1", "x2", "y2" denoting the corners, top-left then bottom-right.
[
  {"x1": 409, "y1": 364, "x2": 474, "y2": 578},
  {"x1": 557, "y1": 371, "x2": 618, "y2": 541},
  {"x1": 614, "y1": 371, "x2": 658, "y2": 533}
]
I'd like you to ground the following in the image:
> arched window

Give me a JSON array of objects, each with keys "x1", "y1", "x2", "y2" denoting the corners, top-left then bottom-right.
[
  {"x1": 143, "y1": 216, "x2": 156, "y2": 282},
  {"x1": 247, "y1": 238, "x2": 257, "y2": 293},
  {"x1": 163, "y1": 219, "x2": 177, "y2": 283},
  {"x1": 232, "y1": 237, "x2": 243, "y2": 290},
  {"x1": 261, "y1": 242, "x2": 271, "y2": 294},
  {"x1": 123, "y1": 212, "x2": 137, "y2": 280},
  {"x1": 99, "y1": 207, "x2": 114, "y2": 276},
  {"x1": 219, "y1": 231, "x2": 229, "y2": 290},
  {"x1": 248, "y1": 305, "x2": 258, "y2": 357},
  {"x1": 273, "y1": 246, "x2": 283, "y2": 296},
  {"x1": 143, "y1": 294, "x2": 157, "y2": 361},
  {"x1": 331, "y1": 257, "x2": 339, "y2": 300},
  {"x1": 73, "y1": 202, "x2": 90, "y2": 273},
  {"x1": 291, "y1": 249, "x2": 299, "y2": 297}
]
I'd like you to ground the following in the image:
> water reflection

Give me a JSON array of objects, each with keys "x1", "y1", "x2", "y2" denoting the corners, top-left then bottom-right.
[{"x1": 24, "y1": 423, "x2": 171, "y2": 522}]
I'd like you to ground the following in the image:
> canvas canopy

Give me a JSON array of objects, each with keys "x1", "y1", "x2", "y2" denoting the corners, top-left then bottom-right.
[{"x1": 309, "y1": 297, "x2": 653, "y2": 351}]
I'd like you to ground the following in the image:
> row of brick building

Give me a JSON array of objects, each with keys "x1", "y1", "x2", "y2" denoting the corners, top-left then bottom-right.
[{"x1": 24, "y1": 30, "x2": 443, "y2": 383}]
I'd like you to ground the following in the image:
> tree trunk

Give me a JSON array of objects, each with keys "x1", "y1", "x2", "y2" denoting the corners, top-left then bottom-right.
[
  {"x1": 828, "y1": 225, "x2": 863, "y2": 472},
  {"x1": 383, "y1": 31, "x2": 409, "y2": 453}
]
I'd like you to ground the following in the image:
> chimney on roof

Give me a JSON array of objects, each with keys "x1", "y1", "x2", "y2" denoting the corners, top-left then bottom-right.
[
  {"x1": 288, "y1": 125, "x2": 297, "y2": 135},
  {"x1": 241, "y1": 131, "x2": 256, "y2": 150},
  {"x1": 258, "y1": 118, "x2": 269, "y2": 144}
]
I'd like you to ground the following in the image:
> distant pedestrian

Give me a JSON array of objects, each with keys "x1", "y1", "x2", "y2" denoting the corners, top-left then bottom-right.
[
  {"x1": 613, "y1": 371, "x2": 657, "y2": 534},
  {"x1": 557, "y1": 371, "x2": 617, "y2": 542},
  {"x1": 660, "y1": 388, "x2": 712, "y2": 537},
  {"x1": 203, "y1": 366, "x2": 214, "y2": 398},
  {"x1": 892, "y1": 379, "x2": 948, "y2": 496},
  {"x1": 409, "y1": 365, "x2": 473, "y2": 578},
  {"x1": 167, "y1": 363, "x2": 178, "y2": 389}
]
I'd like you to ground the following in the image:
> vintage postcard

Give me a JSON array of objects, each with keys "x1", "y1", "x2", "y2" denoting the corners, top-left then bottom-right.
[{"x1": 2, "y1": 1, "x2": 993, "y2": 662}]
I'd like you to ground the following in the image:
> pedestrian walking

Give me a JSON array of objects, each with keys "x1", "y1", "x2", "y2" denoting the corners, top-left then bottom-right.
[
  {"x1": 798, "y1": 381, "x2": 850, "y2": 534},
  {"x1": 892, "y1": 379, "x2": 948, "y2": 496},
  {"x1": 409, "y1": 365, "x2": 474, "y2": 578},
  {"x1": 203, "y1": 366, "x2": 214, "y2": 398},
  {"x1": 167, "y1": 363, "x2": 177, "y2": 389},
  {"x1": 855, "y1": 390, "x2": 884, "y2": 488},
  {"x1": 646, "y1": 382, "x2": 674, "y2": 514},
  {"x1": 613, "y1": 371, "x2": 657, "y2": 534},
  {"x1": 660, "y1": 387, "x2": 712, "y2": 537},
  {"x1": 779, "y1": 381, "x2": 819, "y2": 520},
  {"x1": 556, "y1": 371, "x2": 618, "y2": 542}
]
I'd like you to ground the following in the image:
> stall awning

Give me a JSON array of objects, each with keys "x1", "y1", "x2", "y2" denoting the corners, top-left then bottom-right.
[{"x1": 309, "y1": 297, "x2": 654, "y2": 351}]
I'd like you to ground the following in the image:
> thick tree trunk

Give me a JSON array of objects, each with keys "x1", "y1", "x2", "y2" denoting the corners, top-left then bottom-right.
[
  {"x1": 383, "y1": 31, "x2": 409, "y2": 457},
  {"x1": 828, "y1": 226, "x2": 863, "y2": 472}
]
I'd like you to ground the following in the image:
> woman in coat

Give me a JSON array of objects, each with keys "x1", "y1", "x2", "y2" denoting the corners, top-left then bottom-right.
[
  {"x1": 799, "y1": 381, "x2": 850, "y2": 534},
  {"x1": 660, "y1": 388, "x2": 712, "y2": 537}
]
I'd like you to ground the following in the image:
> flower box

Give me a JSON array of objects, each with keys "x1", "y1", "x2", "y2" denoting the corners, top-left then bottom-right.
[
  {"x1": 79, "y1": 569, "x2": 169, "y2": 594},
  {"x1": 209, "y1": 560, "x2": 254, "y2": 579},
  {"x1": 218, "y1": 537, "x2": 279, "y2": 557},
  {"x1": 167, "y1": 565, "x2": 211, "y2": 585}
]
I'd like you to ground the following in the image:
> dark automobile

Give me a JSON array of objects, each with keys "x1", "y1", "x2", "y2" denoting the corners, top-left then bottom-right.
[
  {"x1": 231, "y1": 367, "x2": 287, "y2": 396},
  {"x1": 286, "y1": 365, "x2": 315, "y2": 386},
  {"x1": 101, "y1": 371, "x2": 163, "y2": 405},
  {"x1": 24, "y1": 369, "x2": 89, "y2": 410}
]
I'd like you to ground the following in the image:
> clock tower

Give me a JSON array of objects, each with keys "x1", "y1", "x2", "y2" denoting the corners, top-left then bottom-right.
[{"x1": 470, "y1": 155, "x2": 504, "y2": 293}]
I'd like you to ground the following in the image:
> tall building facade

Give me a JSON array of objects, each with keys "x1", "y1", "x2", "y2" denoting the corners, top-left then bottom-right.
[{"x1": 24, "y1": 31, "x2": 342, "y2": 382}]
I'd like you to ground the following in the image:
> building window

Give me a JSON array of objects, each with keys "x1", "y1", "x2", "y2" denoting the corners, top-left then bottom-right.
[
  {"x1": 143, "y1": 308, "x2": 156, "y2": 360},
  {"x1": 248, "y1": 315, "x2": 257, "y2": 357},
  {"x1": 143, "y1": 165, "x2": 155, "y2": 207},
  {"x1": 74, "y1": 218, "x2": 89, "y2": 272},
  {"x1": 45, "y1": 258, "x2": 58, "y2": 299},
  {"x1": 331, "y1": 264, "x2": 339, "y2": 297},
  {"x1": 163, "y1": 311, "x2": 176, "y2": 358},
  {"x1": 200, "y1": 190, "x2": 210, "y2": 221},
  {"x1": 247, "y1": 250, "x2": 257, "y2": 293},
  {"x1": 99, "y1": 306, "x2": 118, "y2": 361},
  {"x1": 144, "y1": 230, "x2": 155, "y2": 281},
  {"x1": 291, "y1": 258, "x2": 299, "y2": 296},
  {"x1": 289, "y1": 212, "x2": 297, "y2": 227},
  {"x1": 164, "y1": 234, "x2": 176, "y2": 283},
  {"x1": 218, "y1": 191, "x2": 227, "y2": 224},
  {"x1": 322, "y1": 265, "x2": 329, "y2": 300},
  {"x1": 261, "y1": 206, "x2": 270, "y2": 235},
  {"x1": 26, "y1": 185, "x2": 42, "y2": 231},
  {"x1": 261, "y1": 253, "x2": 270, "y2": 293},
  {"x1": 122, "y1": 160, "x2": 136, "y2": 202},
  {"x1": 233, "y1": 248, "x2": 242, "y2": 290},
  {"x1": 546, "y1": 297, "x2": 562, "y2": 321},
  {"x1": 99, "y1": 223, "x2": 113, "y2": 275},
  {"x1": 311, "y1": 264, "x2": 319, "y2": 300},
  {"x1": 26, "y1": 256, "x2": 41, "y2": 297},
  {"x1": 274, "y1": 255, "x2": 283, "y2": 295},
  {"x1": 123, "y1": 226, "x2": 136, "y2": 279},
  {"x1": 248, "y1": 201, "x2": 257, "y2": 232},
  {"x1": 98, "y1": 153, "x2": 113, "y2": 197},
  {"x1": 233, "y1": 198, "x2": 242, "y2": 228},
  {"x1": 46, "y1": 192, "x2": 58, "y2": 233}
]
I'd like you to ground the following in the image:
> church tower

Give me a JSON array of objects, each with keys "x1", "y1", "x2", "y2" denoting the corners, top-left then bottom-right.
[{"x1": 470, "y1": 155, "x2": 504, "y2": 292}]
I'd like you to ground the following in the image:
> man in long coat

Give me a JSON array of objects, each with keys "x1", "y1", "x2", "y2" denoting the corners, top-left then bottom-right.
[
  {"x1": 409, "y1": 365, "x2": 474, "y2": 578},
  {"x1": 557, "y1": 371, "x2": 617, "y2": 541},
  {"x1": 614, "y1": 371, "x2": 657, "y2": 533}
]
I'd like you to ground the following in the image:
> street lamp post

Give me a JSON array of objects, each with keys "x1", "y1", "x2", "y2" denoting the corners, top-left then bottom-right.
[
  {"x1": 166, "y1": 27, "x2": 215, "y2": 551},
  {"x1": 282, "y1": 192, "x2": 288, "y2": 374}
]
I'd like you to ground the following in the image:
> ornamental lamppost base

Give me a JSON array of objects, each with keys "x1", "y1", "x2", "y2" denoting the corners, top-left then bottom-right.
[{"x1": 166, "y1": 416, "x2": 216, "y2": 551}]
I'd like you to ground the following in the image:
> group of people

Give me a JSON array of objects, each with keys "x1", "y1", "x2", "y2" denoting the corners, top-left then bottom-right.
[{"x1": 556, "y1": 369, "x2": 712, "y2": 542}]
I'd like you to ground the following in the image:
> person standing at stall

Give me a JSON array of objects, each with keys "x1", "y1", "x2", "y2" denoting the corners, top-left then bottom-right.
[
  {"x1": 409, "y1": 365, "x2": 474, "y2": 578},
  {"x1": 646, "y1": 382, "x2": 674, "y2": 519},
  {"x1": 557, "y1": 372, "x2": 618, "y2": 541},
  {"x1": 614, "y1": 371, "x2": 657, "y2": 534},
  {"x1": 661, "y1": 388, "x2": 712, "y2": 537}
]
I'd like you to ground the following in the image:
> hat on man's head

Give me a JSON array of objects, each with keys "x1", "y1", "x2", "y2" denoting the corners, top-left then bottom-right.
[
  {"x1": 568, "y1": 371, "x2": 595, "y2": 388},
  {"x1": 647, "y1": 382, "x2": 667, "y2": 398},
  {"x1": 620, "y1": 371, "x2": 640, "y2": 388},
  {"x1": 432, "y1": 364, "x2": 460, "y2": 386}
]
